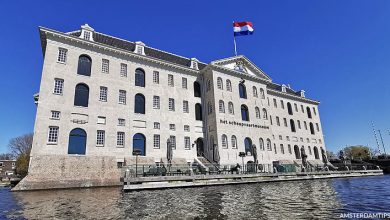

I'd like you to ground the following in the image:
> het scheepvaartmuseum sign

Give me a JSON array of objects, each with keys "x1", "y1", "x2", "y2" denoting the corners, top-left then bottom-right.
[{"x1": 219, "y1": 119, "x2": 270, "y2": 129}]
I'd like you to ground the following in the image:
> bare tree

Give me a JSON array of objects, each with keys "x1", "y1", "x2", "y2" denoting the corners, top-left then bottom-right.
[
  {"x1": 8, "y1": 133, "x2": 33, "y2": 157},
  {"x1": 0, "y1": 153, "x2": 14, "y2": 160}
]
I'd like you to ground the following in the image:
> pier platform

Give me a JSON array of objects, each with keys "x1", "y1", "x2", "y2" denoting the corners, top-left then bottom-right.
[{"x1": 123, "y1": 170, "x2": 383, "y2": 191}]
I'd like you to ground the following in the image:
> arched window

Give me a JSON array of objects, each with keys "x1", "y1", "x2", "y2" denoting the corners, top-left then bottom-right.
[
  {"x1": 314, "y1": 146, "x2": 319, "y2": 159},
  {"x1": 266, "y1": 139, "x2": 272, "y2": 151},
  {"x1": 231, "y1": 135, "x2": 237, "y2": 149},
  {"x1": 217, "y1": 77, "x2": 223, "y2": 90},
  {"x1": 260, "y1": 88, "x2": 265, "y2": 99},
  {"x1": 253, "y1": 86, "x2": 258, "y2": 97},
  {"x1": 239, "y1": 83, "x2": 247, "y2": 99},
  {"x1": 259, "y1": 138, "x2": 264, "y2": 151},
  {"x1": 194, "y1": 81, "x2": 201, "y2": 97},
  {"x1": 255, "y1": 107, "x2": 261, "y2": 119},
  {"x1": 262, "y1": 108, "x2": 268, "y2": 120},
  {"x1": 77, "y1": 55, "x2": 92, "y2": 76},
  {"x1": 134, "y1": 93, "x2": 145, "y2": 114},
  {"x1": 301, "y1": 146, "x2": 306, "y2": 159},
  {"x1": 68, "y1": 128, "x2": 87, "y2": 155},
  {"x1": 226, "y1": 80, "x2": 232, "y2": 92},
  {"x1": 135, "y1": 68, "x2": 145, "y2": 87},
  {"x1": 309, "y1": 122, "x2": 315, "y2": 135},
  {"x1": 74, "y1": 83, "x2": 89, "y2": 107},
  {"x1": 241, "y1": 105, "x2": 249, "y2": 121},
  {"x1": 228, "y1": 102, "x2": 234, "y2": 114},
  {"x1": 133, "y1": 133, "x2": 146, "y2": 156},
  {"x1": 287, "y1": 102, "x2": 293, "y2": 115},
  {"x1": 207, "y1": 102, "x2": 212, "y2": 115},
  {"x1": 294, "y1": 145, "x2": 301, "y2": 159},
  {"x1": 221, "y1": 134, "x2": 228, "y2": 149},
  {"x1": 195, "y1": 103, "x2": 202, "y2": 120},
  {"x1": 290, "y1": 119, "x2": 296, "y2": 132},
  {"x1": 219, "y1": 100, "x2": 225, "y2": 113},
  {"x1": 244, "y1": 137, "x2": 252, "y2": 155},
  {"x1": 307, "y1": 106, "x2": 312, "y2": 118}
]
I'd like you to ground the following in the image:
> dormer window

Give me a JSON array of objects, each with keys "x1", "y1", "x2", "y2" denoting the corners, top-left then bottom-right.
[
  {"x1": 190, "y1": 58, "x2": 199, "y2": 70},
  {"x1": 281, "y1": 84, "x2": 287, "y2": 93},
  {"x1": 135, "y1": 41, "x2": 146, "y2": 55},
  {"x1": 299, "y1": 90, "x2": 305, "y2": 97},
  {"x1": 79, "y1": 24, "x2": 94, "y2": 41}
]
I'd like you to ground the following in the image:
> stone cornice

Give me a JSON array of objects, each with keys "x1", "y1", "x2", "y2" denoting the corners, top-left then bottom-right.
[{"x1": 39, "y1": 27, "x2": 200, "y2": 75}]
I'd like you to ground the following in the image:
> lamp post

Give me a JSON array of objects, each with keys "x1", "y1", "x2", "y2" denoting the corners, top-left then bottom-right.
[
  {"x1": 132, "y1": 149, "x2": 141, "y2": 177},
  {"x1": 239, "y1": 152, "x2": 246, "y2": 174}
]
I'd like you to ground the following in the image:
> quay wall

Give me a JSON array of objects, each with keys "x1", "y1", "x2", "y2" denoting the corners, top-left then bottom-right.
[{"x1": 12, "y1": 155, "x2": 121, "y2": 191}]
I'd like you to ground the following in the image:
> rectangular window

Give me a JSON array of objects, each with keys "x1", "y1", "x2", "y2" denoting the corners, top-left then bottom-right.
[
  {"x1": 276, "y1": 117, "x2": 280, "y2": 126},
  {"x1": 51, "y1": 111, "x2": 60, "y2": 120},
  {"x1": 168, "y1": 74, "x2": 174, "y2": 87},
  {"x1": 288, "y1": 144, "x2": 292, "y2": 154},
  {"x1": 154, "y1": 122, "x2": 160, "y2": 129},
  {"x1": 301, "y1": 105, "x2": 304, "y2": 113},
  {"x1": 48, "y1": 126, "x2": 59, "y2": 144},
  {"x1": 120, "y1": 63, "x2": 127, "y2": 77},
  {"x1": 153, "y1": 96, "x2": 160, "y2": 109},
  {"x1": 97, "y1": 116, "x2": 106, "y2": 124},
  {"x1": 280, "y1": 100, "x2": 284, "y2": 109},
  {"x1": 286, "y1": 136, "x2": 290, "y2": 141},
  {"x1": 118, "y1": 118, "x2": 125, "y2": 126},
  {"x1": 102, "y1": 59, "x2": 109, "y2": 73},
  {"x1": 169, "y1": 124, "x2": 176, "y2": 131},
  {"x1": 119, "y1": 90, "x2": 126, "y2": 104},
  {"x1": 99, "y1": 86, "x2": 108, "y2": 102},
  {"x1": 184, "y1": 137, "x2": 191, "y2": 150},
  {"x1": 54, "y1": 79, "x2": 64, "y2": 95},
  {"x1": 283, "y1": 118, "x2": 288, "y2": 127},
  {"x1": 270, "y1": 115, "x2": 273, "y2": 125},
  {"x1": 83, "y1": 31, "x2": 91, "y2": 40},
  {"x1": 304, "y1": 121, "x2": 308, "y2": 130},
  {"x1": 313, "y1": 107, "x2": 317, "y2": 115},
  {"x1": 154, "y1": 134, "x2": 160, "y2": 149},
  {"x1": 117, "y1": 132, "x2": 125, "y2": 147},
  {"x1": 294, "y1": 103, "x2": 298, "y2": 112},
  {"x1": 307, "y1": 138, "x2": 310, "y2": 143},
  {"x1": 280, "y1": 144, "x2": 285, "y2": 154},
  {"x1": 316, "y1": 123, "x2": 320, "y2": 131},
  {"x1": 182, "y1": 77, "x2": 187, "y2": 89},
  {"x1": 184, "y1": 125, "x2": 190, "y2": 132},
  {"x1": 279, "y1": 135, "x2": 283, "y2": 140},
  {"x1": 300, "y1": 137, "x2": 304, "y2": 142},
  {"x1": 273, "y1": 98, "x2": 277, "y2": 108},
  {"x1": 297, "y1": 120, "x2": 301, "y2": 129},
  {"x1": 170, "y1": 135, "x2": 176, "y2": 150},
  {"x1": 96, "y1": 130, "x2": 105, "y2": 146},
  {"x1": 57, "y1": 48, "x2": 67, "y2": 63},
  {"x1": 169, "y1": 98, "x2": 175, "y2": 111},
  {"x1": 183, "y1": 100, "x2": 189, "y2": 113},
  {"x1": 153, "y1": 71, "x2": 159, "y2": 84}
]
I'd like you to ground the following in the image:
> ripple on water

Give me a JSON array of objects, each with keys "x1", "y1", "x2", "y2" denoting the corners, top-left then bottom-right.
[{"x1": 1, "y1": 175, "x2": 389, "y2": 219}]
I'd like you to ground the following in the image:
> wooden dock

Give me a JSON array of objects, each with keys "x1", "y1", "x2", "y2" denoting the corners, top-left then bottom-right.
[{"x1": 123, "y1": 170, "x2": 383, "y2": 191}]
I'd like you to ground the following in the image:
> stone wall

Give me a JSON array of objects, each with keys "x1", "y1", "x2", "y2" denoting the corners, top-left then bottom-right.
[{"x1": 12, "y1": 155, "x2": 121, "y2": 191}]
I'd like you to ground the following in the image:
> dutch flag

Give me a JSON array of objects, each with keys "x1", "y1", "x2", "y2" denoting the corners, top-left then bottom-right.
[{"x1": 233, "y1": 21, "x2": 254, "y2": 36}]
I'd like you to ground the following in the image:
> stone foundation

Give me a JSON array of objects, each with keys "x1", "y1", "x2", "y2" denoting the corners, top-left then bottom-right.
[{"x1": 12, "y1": 155, "x2": 122, "y2": 191}]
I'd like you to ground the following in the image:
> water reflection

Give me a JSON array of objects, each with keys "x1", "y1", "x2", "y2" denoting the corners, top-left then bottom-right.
[{"x1": 6, "y1": 178, "x2": 348, "y2": 219}]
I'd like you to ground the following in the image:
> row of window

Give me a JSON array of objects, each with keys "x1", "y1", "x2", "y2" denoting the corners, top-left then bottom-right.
[
  {"x1": 58, "y1": 49, "x2": 203, "y2": 97},
  {"x1": 212, "y1": 77, "x2": 266, "y2": 99},
  {"x1": 270, "y1": 116, "x2": 320, "y2": 135},
  {"x1": 273, "y1": 98, "x2": 317, "y2": 119},
  {"x1": 48, "y1": 126, "x2": 191, "y2": 155},
  {"x1": 217, "y1": 135, "x2": 323, "y2": 159}
]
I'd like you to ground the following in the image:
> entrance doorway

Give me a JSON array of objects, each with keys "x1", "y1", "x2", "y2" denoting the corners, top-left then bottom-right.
[{"x1": 196, "y1": 138, "x2": 204, "y2": 156}]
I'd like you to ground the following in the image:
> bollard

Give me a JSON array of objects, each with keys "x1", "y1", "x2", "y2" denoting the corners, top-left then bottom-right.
[{"x1": 273, "y1": 167, "x2": 278, "y2": 173}]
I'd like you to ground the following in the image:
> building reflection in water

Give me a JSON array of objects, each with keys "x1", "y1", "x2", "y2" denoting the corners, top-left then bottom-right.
[{"x1": 11, "y1": 179, "x2": 342, "y2": 219}]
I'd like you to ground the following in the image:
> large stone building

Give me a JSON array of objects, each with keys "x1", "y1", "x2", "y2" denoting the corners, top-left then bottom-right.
[{"x1": 25, "y1": 24, "x2": 327, "y2": 188}]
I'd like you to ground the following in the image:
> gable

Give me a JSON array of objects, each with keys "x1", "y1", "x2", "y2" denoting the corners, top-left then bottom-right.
[{"x1": 211, "y1": 56, "x2": 272, "y2": 81}]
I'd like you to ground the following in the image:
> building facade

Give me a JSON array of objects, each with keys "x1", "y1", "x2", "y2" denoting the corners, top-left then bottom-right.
[
  {"x1": 32, "y1": 24, "x2": 327, "y2": 171},
  {"x1": 0, "y1": 160, "x2": 16, "y2": 177}
]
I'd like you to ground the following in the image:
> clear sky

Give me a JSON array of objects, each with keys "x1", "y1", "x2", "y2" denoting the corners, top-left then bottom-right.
[{"x1": 1, "y1": 0, "x2": 390, "y2": 154}]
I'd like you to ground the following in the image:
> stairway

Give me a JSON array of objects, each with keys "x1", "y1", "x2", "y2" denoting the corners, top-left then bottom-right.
[{"x1": 196, "y1": 156, "x2": 219, "y2": 173}]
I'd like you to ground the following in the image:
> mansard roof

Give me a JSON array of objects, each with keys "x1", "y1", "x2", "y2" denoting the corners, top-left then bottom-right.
[{"x1": 68, "y1": 30, "x2": 208, "y2": 70}]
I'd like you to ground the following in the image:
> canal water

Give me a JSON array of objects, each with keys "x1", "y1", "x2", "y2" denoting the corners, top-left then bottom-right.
[{"x1": 1, "y1": 175, "x2": 389, "y2": 219}]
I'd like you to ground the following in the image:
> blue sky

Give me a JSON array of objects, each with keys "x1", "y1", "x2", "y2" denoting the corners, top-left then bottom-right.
[{"x1": 1, "y1": 0, "x2": 390, "y2": 154}]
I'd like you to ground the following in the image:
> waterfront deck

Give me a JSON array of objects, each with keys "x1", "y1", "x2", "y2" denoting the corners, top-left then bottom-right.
[{"x1": 123, "y1": 170, "x2": 383, "y2": 191}]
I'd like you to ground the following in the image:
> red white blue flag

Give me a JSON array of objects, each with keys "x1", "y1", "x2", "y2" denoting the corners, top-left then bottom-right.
[{"x1": 233, "y1": 21, "x2": 254, "y2": 36}]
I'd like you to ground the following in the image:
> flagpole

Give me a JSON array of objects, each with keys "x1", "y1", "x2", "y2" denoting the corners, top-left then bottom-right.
[{"x1": 233, "y1": 21, "x2": 238, "y2": 56}]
